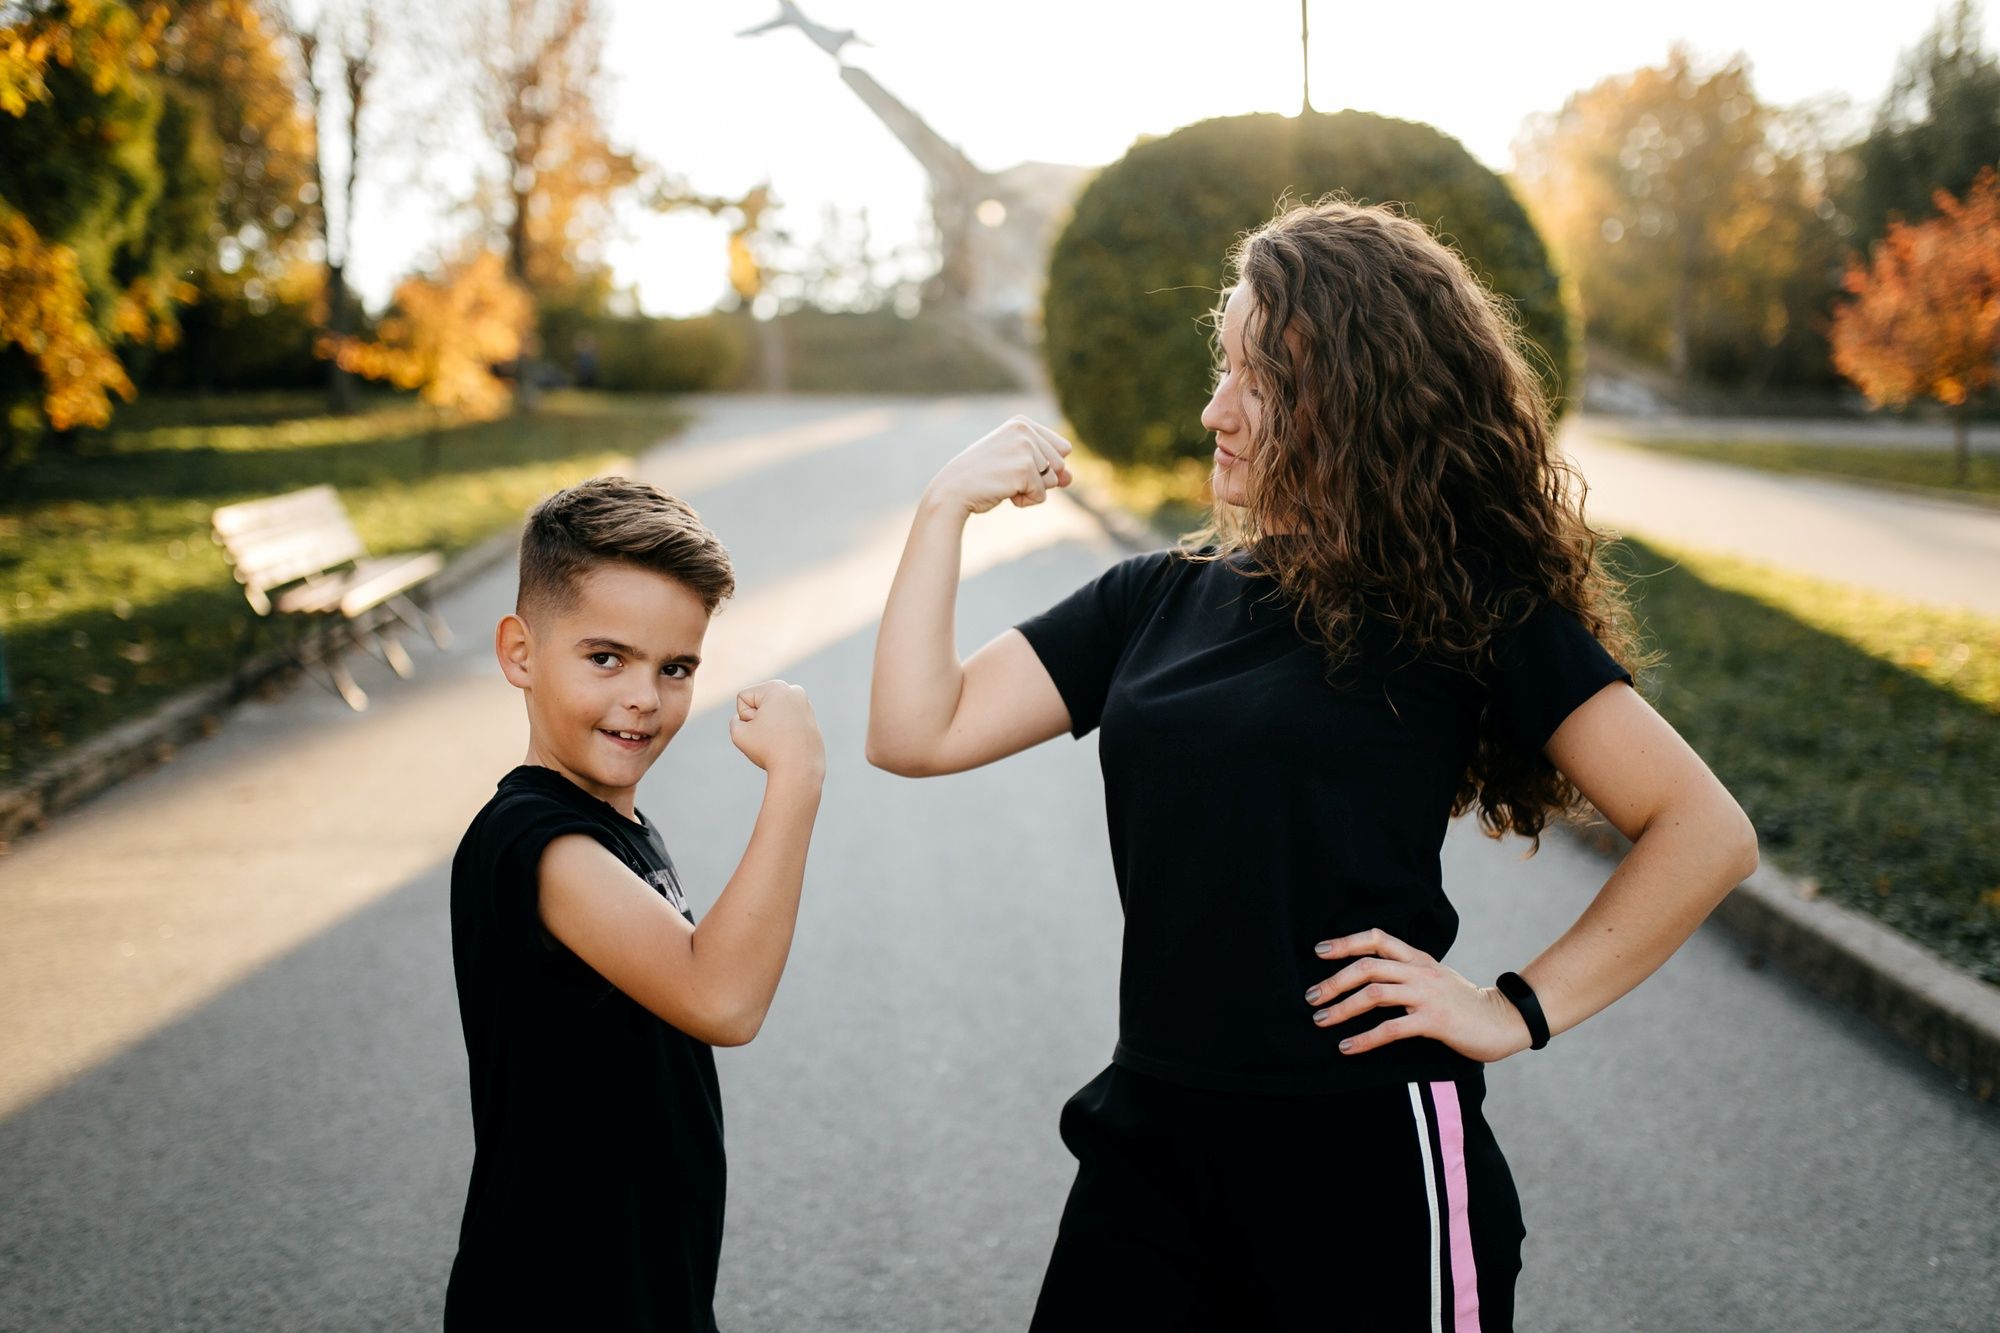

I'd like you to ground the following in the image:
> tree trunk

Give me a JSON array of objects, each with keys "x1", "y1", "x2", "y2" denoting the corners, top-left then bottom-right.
[
  {"x1": 508, "y1": 178, "x2": 541, "y2": 413},
  {"x1": 326, "y1": 260, "x2": 356, "y2": 413},
  {"x1": 757, "y1": 315, "x2": 788, "y2": 393},
  {"x1": 422, "y1": 406, "x2": 443, "y2": 475},
  {"x1": 1953, "y1": 399, "x2": 1971, "y2": 486}
]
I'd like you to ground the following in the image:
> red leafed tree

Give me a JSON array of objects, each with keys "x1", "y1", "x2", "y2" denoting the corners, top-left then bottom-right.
[{"x1": 1830, "y1": 165, "x2": 2000, "y2": 484}]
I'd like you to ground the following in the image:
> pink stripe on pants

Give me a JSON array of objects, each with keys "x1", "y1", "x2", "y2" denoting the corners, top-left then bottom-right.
[{"x1": 1429, "y1": 1081, "x2": 1482, "y2": 1332}]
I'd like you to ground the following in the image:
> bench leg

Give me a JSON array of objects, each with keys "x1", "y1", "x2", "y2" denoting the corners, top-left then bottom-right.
[
  {"x1": 378, "y1": 629, "x2": 416, "y2": 680},
  {"x1": 389, "y1": 592, "x2": 453, "y2": 652},
  {"x1": 285, "y1": 616, "x2": 369, "y2": 712},
  {"x1": 324, "y1": 650, "x2": 369, "y2": 711}
]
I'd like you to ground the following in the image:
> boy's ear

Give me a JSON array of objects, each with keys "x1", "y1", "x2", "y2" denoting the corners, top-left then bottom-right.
[{"x1": 496, "y1": 612, "x2": 535, "y2": 690}]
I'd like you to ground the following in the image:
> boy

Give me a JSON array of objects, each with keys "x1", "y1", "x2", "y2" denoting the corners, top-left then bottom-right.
[{"x1": 445, "y1": 476, "x2": 823, "y2": 1331}]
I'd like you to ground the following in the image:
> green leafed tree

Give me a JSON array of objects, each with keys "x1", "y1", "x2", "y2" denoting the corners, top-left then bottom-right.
[
  {"x1": 1843, "y1": 0, "x2": 2000, "y2": 250},
  {"x1": 1044, "y1": 110, "x2": 1571, "y2": 472}
]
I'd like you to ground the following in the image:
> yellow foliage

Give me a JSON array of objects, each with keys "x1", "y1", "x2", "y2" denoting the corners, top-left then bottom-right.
[
  {"x1": 0, "y1": 1, "x2": 169, "y2": 116},
  {"x1": 320, "y1": 250, "x2": 533, "y2": 417},
  {"x1": 0, "y1": 204, "x2": 135, "y2": 429}
]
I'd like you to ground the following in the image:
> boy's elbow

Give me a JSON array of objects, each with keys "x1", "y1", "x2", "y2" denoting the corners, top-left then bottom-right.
[{"x1": 697, "y1": 999, "x2": 769, "y2": 1048}]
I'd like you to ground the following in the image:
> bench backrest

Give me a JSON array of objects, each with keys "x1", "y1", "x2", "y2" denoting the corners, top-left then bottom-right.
[{"x1": 211, "y1": 485, "x2": 369, "y2": 615}]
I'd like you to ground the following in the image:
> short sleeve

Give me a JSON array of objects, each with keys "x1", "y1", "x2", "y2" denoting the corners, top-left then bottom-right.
[
  {"x1": 1485, "y1": 599, "x2": 1633, "y2": 761},
  {"x1": 481, "y1": 795, "x2": 610, "y2": 938},
  {"x1": 1013, "y1": 550, "x2": 1173, "y2": 738}
]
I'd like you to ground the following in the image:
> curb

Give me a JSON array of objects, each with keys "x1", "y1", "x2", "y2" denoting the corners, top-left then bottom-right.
[
  {"x1": 1058, "y1": 477, "x2": 2000, "y2": 1100},
  {"x1": 0, "y1": 524, "x2": 522, "y2": 847}
]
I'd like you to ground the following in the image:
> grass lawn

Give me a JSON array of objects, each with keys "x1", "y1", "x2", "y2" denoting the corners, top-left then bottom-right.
[
  {"x1": 1068, "y1": 448, "x2": 2000, "y2": 982},
  {"x1": 0, "y1": 390, "x2": 689, "y2": 781},
  {"x1": 1596, "y1": 434, "x2": 2000, "y2": 505},
  {"x1": 1616, "y1": 536, "x2": 2000, "y2": 984}
]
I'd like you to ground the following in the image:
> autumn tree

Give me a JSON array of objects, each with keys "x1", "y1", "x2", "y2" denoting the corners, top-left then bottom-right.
[
  {"x1": 322, "y1": 247, "x2": 532, "y2": 465},
  {"x1": 155, "y1": 0, "x2": 318, "y2": 390},
  {"x1": 468, "y1": 0, "x2": 637, "y2": 300},
  {"x1": 1830, "y1": 167, "x2": 2000, "y2": 485},
  {"x1": 282, "y1": 0, "x2": 400, "y2": 411},
  {"x1": 0, "y1": 0, "x2": 217, "y2": 463},
  {"x1": 1514, "y1": 45, "x2": 1847, "y2": 392},
  {"x1": 1844, "y1": 0, "x2": 2000, "y2": 250}
]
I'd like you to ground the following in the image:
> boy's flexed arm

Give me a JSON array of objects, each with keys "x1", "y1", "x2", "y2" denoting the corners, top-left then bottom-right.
[{"x1": 538, "y1": 680, "x2": 825, "y2": 1047}]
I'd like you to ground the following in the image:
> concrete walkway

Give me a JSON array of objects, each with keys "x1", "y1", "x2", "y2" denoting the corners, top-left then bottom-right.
[{"x1": 0, "y1": 394, "x2": 1993, "y2": 1331}]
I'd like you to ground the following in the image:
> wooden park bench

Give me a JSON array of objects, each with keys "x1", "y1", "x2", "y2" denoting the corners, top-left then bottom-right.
[{"x1": 211, "y1": 485, "x2": 453, "y2": 711}]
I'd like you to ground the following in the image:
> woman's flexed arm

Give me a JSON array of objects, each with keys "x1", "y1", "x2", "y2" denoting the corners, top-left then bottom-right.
[{"x1": 866, "y1": 416, "x2": 1077, "y2": 777}]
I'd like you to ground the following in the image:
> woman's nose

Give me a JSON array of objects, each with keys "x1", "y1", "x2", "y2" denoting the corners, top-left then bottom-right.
[{"x1": 1201, "y1": 387, "x2": 1232, "y2": 434}]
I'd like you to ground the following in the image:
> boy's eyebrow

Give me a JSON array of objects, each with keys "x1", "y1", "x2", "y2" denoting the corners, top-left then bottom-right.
[{"x1": 574, "y1": 636, "x2": 702, "y2": 667}]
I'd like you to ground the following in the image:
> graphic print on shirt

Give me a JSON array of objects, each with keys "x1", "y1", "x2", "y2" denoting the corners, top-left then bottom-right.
[{"x1": 646, "y1": 865, "x2": 689, "y2": 916}]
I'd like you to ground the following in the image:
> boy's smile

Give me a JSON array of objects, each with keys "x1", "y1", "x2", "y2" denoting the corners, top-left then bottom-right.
[{"x1": 497, "y1": 561, "x2": 712, "y2": 816}]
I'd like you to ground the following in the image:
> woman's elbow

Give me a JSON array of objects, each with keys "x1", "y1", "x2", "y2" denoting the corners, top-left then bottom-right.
[
  {"x1": 1725, "y1": 802, "x2": 1760, "y2": 883},
  {"x1": 864, "y1": 734, "x2": 936, "y2": 778}
]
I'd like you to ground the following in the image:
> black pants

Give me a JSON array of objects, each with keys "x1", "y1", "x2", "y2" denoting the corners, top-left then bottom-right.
[{"x1": 1030, "y1": 1064, "x2": 1525, "y2": 1332}]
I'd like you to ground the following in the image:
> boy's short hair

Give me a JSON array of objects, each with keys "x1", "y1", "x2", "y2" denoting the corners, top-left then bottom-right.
[{"x1": 518, "y1": 476, "x2": 735, "y2": 624}]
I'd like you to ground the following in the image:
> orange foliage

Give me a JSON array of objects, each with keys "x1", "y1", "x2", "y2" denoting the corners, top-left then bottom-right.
[
  {"x1": 1831, "y1": 166, "x2": 2000, "y2": 410},
  {"x1": 319, "y1": 250, "x2": 533, "y2": 417}
]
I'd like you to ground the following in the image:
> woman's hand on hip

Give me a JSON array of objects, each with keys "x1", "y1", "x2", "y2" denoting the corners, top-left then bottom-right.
[
  {"x1": 1306, "y1": 928, "x2": 1533, "y2": 1063},
  {"x1": 924, "y1": 415, "x2": 1073, "y2": 516}
]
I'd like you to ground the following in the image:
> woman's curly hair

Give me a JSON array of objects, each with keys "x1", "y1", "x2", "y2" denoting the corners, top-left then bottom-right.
[{"x1": 1185, "y1": 193, "x2": 1656, "y2": 846}]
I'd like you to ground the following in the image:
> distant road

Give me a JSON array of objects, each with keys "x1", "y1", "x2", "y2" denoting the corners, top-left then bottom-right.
[
  {"x1": 1561, "y1": 416, "x2": 2000, "y2": 617},
  {"x1": 1581, "y1": 409, "x2": 2000, "y2": 453}
]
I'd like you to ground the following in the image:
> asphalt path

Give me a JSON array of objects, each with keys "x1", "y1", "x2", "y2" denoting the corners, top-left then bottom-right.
[
  {"x1": 1, "y1": 394, "x2": 1995, "y2": 1331},
  {"x1": 1560, "y1": 417, "x2": 2000, "y2": 617}
]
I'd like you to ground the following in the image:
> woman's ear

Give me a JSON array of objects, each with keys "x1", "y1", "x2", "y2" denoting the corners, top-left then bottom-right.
[{"x1": 495, "y1": 613, "x2": 534, "y2": 690}]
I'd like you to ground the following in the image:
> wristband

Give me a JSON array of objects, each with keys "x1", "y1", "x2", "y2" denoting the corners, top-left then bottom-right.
[{"x1": 1494, "y1": 971, "x2": 1550, "y2": 1050}]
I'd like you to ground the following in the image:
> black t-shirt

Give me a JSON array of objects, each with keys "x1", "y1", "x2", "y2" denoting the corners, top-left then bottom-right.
[
  {"x1": 1015, "y1": 541, "x2": 1632, "y2": 1094},
  {"x1": 445, "y1": 764, "x2": 724, "y2": 1332}
]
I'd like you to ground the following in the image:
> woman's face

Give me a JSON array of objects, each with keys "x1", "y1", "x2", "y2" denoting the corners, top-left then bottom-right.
[{"x1": 1200, "y1": 282, "x2": 1265, "y2": 510}]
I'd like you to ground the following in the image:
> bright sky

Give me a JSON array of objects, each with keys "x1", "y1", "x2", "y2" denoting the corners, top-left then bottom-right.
[{"x1": 349, "y1": 0, "x2": 1993, "y2": 316}]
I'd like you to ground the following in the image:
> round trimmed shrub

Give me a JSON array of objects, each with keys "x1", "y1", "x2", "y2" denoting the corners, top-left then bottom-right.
[{"x1": 1042, "y1": 111, "x2": 1576, "y2": 470}]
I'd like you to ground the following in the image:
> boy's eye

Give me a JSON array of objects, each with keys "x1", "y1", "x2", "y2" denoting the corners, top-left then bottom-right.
[
  {"x1": 588, "y1": 651, "x2": 619, "y2": 668},
  {"x1": 662, "y1": 663, "x2": 691, "y2": 679}
]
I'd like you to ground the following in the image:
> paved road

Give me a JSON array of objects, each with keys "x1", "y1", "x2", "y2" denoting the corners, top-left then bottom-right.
[
  {"x1": 1, "y1": 395, "x2": 1996, "y2": 1331},
  {"x1": 1561, "y1": 417, "x2": 2000, "y2": 617},
  {"x1": 1579, "y1": 410, "x2": 2000, "y2": 453}
]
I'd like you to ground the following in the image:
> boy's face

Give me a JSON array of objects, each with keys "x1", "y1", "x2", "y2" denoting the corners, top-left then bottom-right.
[{"x1": 498, "y1": 561, "x2": 711, "y2": 812}]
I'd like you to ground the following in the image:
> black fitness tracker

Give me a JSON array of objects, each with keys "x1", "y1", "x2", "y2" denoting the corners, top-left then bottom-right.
[{"x1": 1495, "y1": 970, "x2": 1551, "y2": 1050}]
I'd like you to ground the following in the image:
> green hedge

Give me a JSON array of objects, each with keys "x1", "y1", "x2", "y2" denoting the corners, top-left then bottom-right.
[{"x1": 1044, "y1": 110, "x2": 1575, "y2": 469}]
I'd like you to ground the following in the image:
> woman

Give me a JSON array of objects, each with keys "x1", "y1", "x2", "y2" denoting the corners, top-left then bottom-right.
[{"x1": 866, "y1": 197, "x2": 1757, "y2": 1331}]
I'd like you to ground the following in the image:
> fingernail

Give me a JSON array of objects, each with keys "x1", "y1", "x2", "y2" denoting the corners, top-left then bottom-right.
[
  {"x1": 1338, "y1": 1039, "x2": 1354, "y2": 1053},
  {"x1": 1314, "y1": 941, "x2": 1333, "y2": 957},
  {"x1": 1304, "y1": 986, "x2": 1322, "y2": 1004},
  {"x1": 1313, "y1": 1008, "x2": 1331, "y2": 1024}
]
